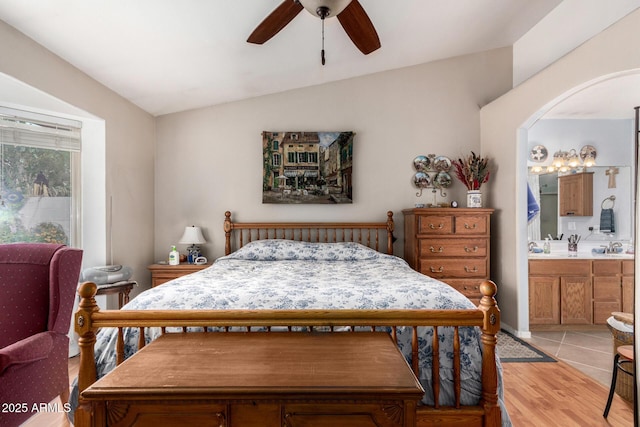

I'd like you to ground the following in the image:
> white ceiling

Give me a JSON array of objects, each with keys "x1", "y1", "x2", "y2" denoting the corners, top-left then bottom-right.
[
  {"x1": 0, "y1": 0, "x2": 564, "y2": 116},
  {"x1": 543, "y1": 73, "x2": 640, "y2": 120}
]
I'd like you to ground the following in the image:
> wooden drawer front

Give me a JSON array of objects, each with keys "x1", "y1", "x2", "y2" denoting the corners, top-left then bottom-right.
[
  {"x1": 283, "y1": 403, "x2": 406, "y2": 427},
  {"x1": 593, "y1": 277, "x2": 622, "y2": 301},
  {"x1": 152, "y1": 277, "x2": 173, "y2": 287},
  {"x1": 593, "y1": 260, "x2": 621, "y2": 275},
  {"x1": 622, "y1": 260, "x2": 634, "y2": 275},
  {"x1": 454, "y1": 215, "x2": 488, "y2": 235},
  {"x1": 529, "y1": 259, "x2": 590, "y2": 276},
  {"x1": 419, "y1": 238, "x2": 487, "y2": 257},
  {"x1": 446, "y1": 279, "x2": 483, "y2": 300},
  {"x1": 151, "y1": 271, "x2": 192, "y2": 287},
  {"x1": 418, "y1": 215, "x2": 453, "y2": 234},
  {"x1": 419, "y1": 258, "x2": 487, "y2": 279},
  {"x1": 594, "y1": 302, "x2": 622, "y2": 324},
  {"x1": 103, "y1": 402, "x2": 227, "y2": 427}
]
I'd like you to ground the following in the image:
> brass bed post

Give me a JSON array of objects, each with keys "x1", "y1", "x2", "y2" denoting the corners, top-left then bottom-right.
[
  {"x1": 478, "y1": 280, "x2": 501, "y2": 426},
  {"x1": 74, "y1": 282, "x2": 100, "y2": 427}
]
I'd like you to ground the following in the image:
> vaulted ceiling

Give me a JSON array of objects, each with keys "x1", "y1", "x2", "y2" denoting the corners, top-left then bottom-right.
[{"x1": 0, "y1": 0, "x2": 563, "y2": 116}]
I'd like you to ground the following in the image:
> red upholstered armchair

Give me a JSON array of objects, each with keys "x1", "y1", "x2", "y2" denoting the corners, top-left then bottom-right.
[{"x1": 0, "y1": 243, "x2": 83, "y2": 427}]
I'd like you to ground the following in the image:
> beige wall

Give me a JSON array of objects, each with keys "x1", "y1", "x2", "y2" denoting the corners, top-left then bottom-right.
[
  {"x1": 481, "y1": 9, "x2": 640, "y2": 334},
  {"x1": 154, "y1": 48, "x2": 513, "y2": 264},
  {"x1": 0, "y1": 20, "x2": 156, "y2": 300}
]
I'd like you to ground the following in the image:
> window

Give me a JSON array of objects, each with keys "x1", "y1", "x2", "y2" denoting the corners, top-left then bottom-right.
[
  {"x1": 0, "y1": 108, "x2": 81, "y2": 246},
  {"x1": 288, "y1": 152, "x2": 297, "y2": 163},
  {"x1": 273, "y1": 140, "x2": 279, "y2": 150},
  {"x1": 272, "y1": 153, "x2": 281, "y2": 166}
]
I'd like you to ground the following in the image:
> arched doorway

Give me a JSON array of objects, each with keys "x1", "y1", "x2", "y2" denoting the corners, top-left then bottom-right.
[{"x1": 519, "y1": 69, "x2": 640, "y2": 332}]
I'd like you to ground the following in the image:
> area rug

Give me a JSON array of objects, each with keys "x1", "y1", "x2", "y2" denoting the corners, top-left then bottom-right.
[{"x1": 497, "y1": 330, "x2": 556, "y2": 363}]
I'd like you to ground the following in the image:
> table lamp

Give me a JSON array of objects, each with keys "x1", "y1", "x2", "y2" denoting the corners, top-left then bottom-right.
[{"x1": 179, "y1": 225, "x2": 207, "y2": 264}]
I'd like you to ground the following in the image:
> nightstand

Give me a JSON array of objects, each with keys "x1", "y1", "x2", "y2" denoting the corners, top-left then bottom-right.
[{"x1": 147, "y1": 263, "x2": 211, "y2": 287}]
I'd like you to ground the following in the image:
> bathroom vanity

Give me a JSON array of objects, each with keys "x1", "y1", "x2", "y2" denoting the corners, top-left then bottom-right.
[{"x1": 528, "y1": 251, "x2": 634, "y2": 328}]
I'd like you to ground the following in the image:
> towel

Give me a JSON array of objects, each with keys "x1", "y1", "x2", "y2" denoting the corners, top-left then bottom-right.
[
  {"x1": 600, "y1": 208, "x2": 615, "y2": 233},
  {"x1": 527, "y1": 184, "x2": 540, "y2": 222}
]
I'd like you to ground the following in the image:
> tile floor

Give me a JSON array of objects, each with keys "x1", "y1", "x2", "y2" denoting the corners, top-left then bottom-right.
[{"x1": 525, "y1": 328, "x2": 615, "y2": 387}]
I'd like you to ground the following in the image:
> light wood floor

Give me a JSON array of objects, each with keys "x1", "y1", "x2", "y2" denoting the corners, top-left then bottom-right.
[
  {"x1": 502, "y1": 361, "x2": 634, "y2": 426},
  {"x1": 22, "y1": 355, "x2": 635, "y2": 426}
]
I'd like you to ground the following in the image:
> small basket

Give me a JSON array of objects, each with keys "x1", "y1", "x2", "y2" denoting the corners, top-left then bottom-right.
[{"x1": 607, "y1": 323, "x2": 634, "y2": 402}]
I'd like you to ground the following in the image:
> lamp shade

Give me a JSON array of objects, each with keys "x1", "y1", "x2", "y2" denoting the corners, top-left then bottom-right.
[{"x1": 179, "y1": 226, "x2": 207, "y2": 245}]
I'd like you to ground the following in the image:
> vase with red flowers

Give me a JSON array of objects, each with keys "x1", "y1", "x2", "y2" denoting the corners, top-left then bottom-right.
[{"x1": 452, "y1": 151, "x2": 490, "y2": 207}]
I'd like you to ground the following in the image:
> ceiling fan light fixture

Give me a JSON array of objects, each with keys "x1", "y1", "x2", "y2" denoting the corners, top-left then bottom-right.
[{"x1": 299, "y1": 0, "x2": 352, "y2": 18}]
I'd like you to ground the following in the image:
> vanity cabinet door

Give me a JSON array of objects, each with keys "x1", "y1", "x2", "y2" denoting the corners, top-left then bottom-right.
[
  {"x1": 560, "y1": 276, "x2": 593, "y2": 324},
  {"x1": 529, "y1": 275, "x2": 560, "y2": 325},
  {"x1": 529, "y1": 259, "x2": 593, "y2": 326}
]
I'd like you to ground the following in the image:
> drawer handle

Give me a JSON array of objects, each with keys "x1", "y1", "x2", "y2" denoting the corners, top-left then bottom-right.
[
  {"x1": 464, "y1": 266, "x2": 478, "y2": 273},
  {"x1": 215, "y1": 412, "x2": 226, "y2": 427},
  {"x1": 430, "y1": 266, "x2": 444, "y2": 273},
  {"x1": 464, "y1": 223, "x2": 478, "y2": 229},
  {"x1": 429, "y1": 246, "x2": 444, "y2": 253},
  {"x1": 463, "y1": 285, "x2": 479, "y2": 291},
  {"x1": 429, "y1": 223, "x2": 444, "y2": 230},
  {"x1": 464, "y1": 246, "x2": 479, "y2": 253}
]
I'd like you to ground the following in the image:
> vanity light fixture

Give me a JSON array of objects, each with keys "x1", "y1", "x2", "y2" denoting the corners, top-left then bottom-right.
[
  {"x1": 580, "y1": 145, "x2": 597, "y2": 167},
  {"x1": 552, "y1": 150, "x2": 568, "y2": 168},
  {"x1": 531, "y1": 145, "x2": 597, "y2": 174},
  {"x1": 566, "y1": 149, "x2": 580, "y2": 168}
]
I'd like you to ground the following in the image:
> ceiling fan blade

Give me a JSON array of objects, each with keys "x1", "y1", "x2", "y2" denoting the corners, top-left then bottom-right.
[
  {"x1": 337, "y1": 0, "x2": 380, "y2": 55},
  {"x1": 247, "y1": 0, "x2": 304, "y2": 45}
]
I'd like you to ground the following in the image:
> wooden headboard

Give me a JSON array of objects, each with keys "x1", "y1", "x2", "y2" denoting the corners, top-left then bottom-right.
[{"x1": 224, "y1": 211, "x2": 395, "y2": 256}]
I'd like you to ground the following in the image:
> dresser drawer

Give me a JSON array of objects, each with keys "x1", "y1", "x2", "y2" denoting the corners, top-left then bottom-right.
[
  {"x1": 418, "y1": 215, "x2": 453, "y2": 234},
  {"x1": 419, "y1": 238, "x2": 487, "y2": 257},
  {"x1": 419, "y1": 258, "x2": 487, "y2": 279},
  {"x1": 446, "y1": 279, "x2": 484, "y2": 299},
  {"x1": 454, "y1": 215, "x2": 488, "y2": 235}
]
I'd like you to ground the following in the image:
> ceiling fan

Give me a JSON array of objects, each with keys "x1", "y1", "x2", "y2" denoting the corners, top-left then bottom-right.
[{"x1": 247, "y1": 0, "x2": 381, "y2": 64}]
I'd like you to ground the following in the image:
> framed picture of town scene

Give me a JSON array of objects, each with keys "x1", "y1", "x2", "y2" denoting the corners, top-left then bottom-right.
[{"x1": 262, "y1": 131, "x2": 354, "y2": 204}]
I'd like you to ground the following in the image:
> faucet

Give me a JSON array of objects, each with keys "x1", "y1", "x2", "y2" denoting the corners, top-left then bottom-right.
[
  {"x1": 601, "y1": 241, "x2": 623, "y2": 254},
  {"x1": 528, "y1": 242, "x2": 538, "y2": 252}
]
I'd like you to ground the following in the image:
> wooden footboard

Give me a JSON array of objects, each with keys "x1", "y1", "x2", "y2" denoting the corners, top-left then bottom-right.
[{"x1": 74, "y1": 280, "x2": 500, "y2": 427}]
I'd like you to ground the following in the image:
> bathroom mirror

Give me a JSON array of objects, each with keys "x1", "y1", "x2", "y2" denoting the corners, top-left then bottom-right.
[{"x1": 528, "y1": 165, "x2": 633, "y2": 241}]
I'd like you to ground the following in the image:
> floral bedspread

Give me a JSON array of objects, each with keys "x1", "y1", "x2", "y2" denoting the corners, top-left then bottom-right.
[{"x1": 73, "y1": 240, "x2": 510, "y2": 425}]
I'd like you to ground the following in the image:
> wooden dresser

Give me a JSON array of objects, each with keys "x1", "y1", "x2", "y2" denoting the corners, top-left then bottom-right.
[
  {"x1": 80, "y1": 332, "x2": 424, "y2": 427},
  {"x1": 403, "y1": 208, "x2": 493, "y2": 305}
]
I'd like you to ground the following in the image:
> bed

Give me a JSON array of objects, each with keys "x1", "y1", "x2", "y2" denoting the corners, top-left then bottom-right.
[{"x1": 73, "y1": 211, "x2": 508, "y2": 426}]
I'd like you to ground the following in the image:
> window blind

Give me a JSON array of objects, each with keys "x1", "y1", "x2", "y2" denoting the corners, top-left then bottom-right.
[{"x1": 0, "y1": 107, "x2": 81, "y2": 152}]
